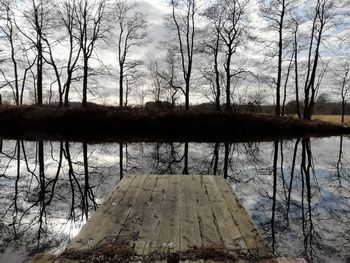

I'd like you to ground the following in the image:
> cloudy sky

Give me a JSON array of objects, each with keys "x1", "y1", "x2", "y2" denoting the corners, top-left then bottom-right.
[
  {"x1": 97, "y1": 0, "x2": 269, "y2": 105},
  {"x1": 1, "y1": 0, "x2": 349, "y2": 106}
]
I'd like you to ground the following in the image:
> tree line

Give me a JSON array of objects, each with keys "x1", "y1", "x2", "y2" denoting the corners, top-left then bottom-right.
[{"x1": 0, "y1": 0, "x2": 349, "y2": 121}]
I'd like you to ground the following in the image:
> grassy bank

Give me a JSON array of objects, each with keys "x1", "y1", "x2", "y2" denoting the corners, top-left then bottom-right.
[
  {"x1": 0, "y1": 105, "x2": 349, "y2": 142},
  {"x1": 312, "y1": 115, "x2": 350, "y2": 125}
]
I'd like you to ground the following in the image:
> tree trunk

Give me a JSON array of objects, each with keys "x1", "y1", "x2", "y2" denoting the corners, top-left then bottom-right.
[
  {"x1": 276, "y1": 8, "x2": 285, "y2": 117},
  {"x1": 37, "y1": 42, "x2": 43, "y2": 105},
  {"x1": 119, "y1": 143, "x2": 123, "y2": 179},
  {"x1": 294, "y1": 35, "x2": 301, "y2": 119},
  {"x1": 64, "y1": 78, "x2": 71, "y2": 107},
  {"x1": 182, "y1": 142, "x2": 189, "y2": 175},
  {"x1": 286, "y1": 138, "x2": 300, "y2": 225},
  {"x1": 303, "y1": 4, "x2": 325, "y2": 120},
  {"x1": 223, "y1": 142, "x2": 229, "y2": 179},
  {"x1": 342, "y1": 99, "x2": 345, "y2": 123},
  {"x1": 271, "y1": 140, "x2": 279, "y2": 253},
  {"x1": 38, "y1": 141, "x2": 45, "y2": 181},
  {"x1": 185, "y1": 81, "x2": 190, "y2": 110},
  {"x1": 282, "y1": 51, "x2": 294, "y2": 116},
  {"x1": 213, "y1": 143, "x2": 219, "y2": 175},
  {"x1": 82, "y1": 54, "x2": 88, "y2": 106},
  {"x1": 83, "y1": 142, "x2": 89, "y2": 218},
  {"x1": 225, "y1": 50, "x2": 232, "y2": 112},
  {"x1": 10, "y1": 39, "x2": 19, "y2": 105},
  {"x1": 340, "y1": 69, "x2": 348, "y2": 124},
  {"x1": 119, "y1": 65, "x2": 124, "y2": 107},
  {"x1": 214, "y1": 33, "x2": 221, "y2": 112}
]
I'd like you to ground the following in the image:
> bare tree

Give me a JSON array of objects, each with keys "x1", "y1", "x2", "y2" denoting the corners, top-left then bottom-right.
[
  {"x1": 146, "y1": 49, "x2": 182, "y2": 107},
  {"x1": 261, "y1": 0, "x2": 296, "y2": 116},
  {"x1": 74, "y1": 0, "x2": 107, "y2": 106},
  {"x1": 218, "y1": 0, "x2": 250, "y2": 111},
  {"x1": 40, "y1": 0, "x2": 83, "y2": 106},
  {"x1": 148, "y1": 58, "x2": 163, "y2": 102},
  {"x1": 17, "y1": 0, "x2": 52, "y2": 105},
  {"x1": 41, "y1": 19, "x2": 64, "y2": 105},
  {"x1": 333, "y1": 59, "x2": 350, "y2": 123},
  {"x1": 291, "y1": 15, "x2": 302, "y2": 119},
  {"x1": 124, "y1": 69, "x2": 145, "y2": 106},
  {"x1": 0, "y1": 1, "x2": 37, "y2": 105},
  {"x1": 303, "y1": 0, "x2": 336, "y2": 120},
  {"x1": 55, "y1": 0, "x2": 83, "y2": 106},
  {"x1": 168, "y1": 0, "x2": 197, "y2": 110},
  {"x1": 201, "y1": 3, "x2": 224, "y2": 111},
  {"x1": 153, "y1": 49, "x2": 183, "y2": 107},
  {"x1": 0, "y1": 1, "x2": 19, "y2": 105},
  {"x1": 113, "y1": 0, "x2": 148, "y2": 107}
]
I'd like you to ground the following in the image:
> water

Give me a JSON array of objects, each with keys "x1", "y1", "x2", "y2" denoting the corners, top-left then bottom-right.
[{"x1": 0, "y1": 137, "x2": 349, "y2": 263}]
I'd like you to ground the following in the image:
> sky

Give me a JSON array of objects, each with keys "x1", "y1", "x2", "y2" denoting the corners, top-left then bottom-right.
[
  {"x1": 1, "y1": 0, "x2": 350, "y2": 106},
  {"x1": 101, "y1": 0, "x2": 350, "y2": 105}
]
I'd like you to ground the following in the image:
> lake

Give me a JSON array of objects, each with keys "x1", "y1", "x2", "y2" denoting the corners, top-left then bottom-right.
[{"x1": 0, "y1": 137, "x2": 349, "y2": 263}]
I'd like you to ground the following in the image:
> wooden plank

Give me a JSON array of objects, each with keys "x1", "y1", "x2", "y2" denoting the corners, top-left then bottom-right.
[
  {"x1": 134, "y1": 175, "x2": 169, "y2": 255},
  {"x1": 214, "y1": 176, "x2": 270, "y2": 256},
  {"x1": 189, "y1": 176, "x2": 223, "y2": 247},
  {"x1": 180, "y1": 260, "x2": 246, "y2": 263},
  {"x1": 157, "y1": 175, "x2": 181, "y2": 250},
  {"x1": 117, "y1": 175, "x2": 158, "y2": 246},
  {"x1": 275, "y1": 258, "x2": 307, "y2": 263},
  {"x1": 179, "y1": 176, "x2": 202, "y2": 251},
  {"x1": 202, "y1": 176, "x2": 246, "y2": 250},
  {"x1": 67, "y1": 175, "x2": 135, "y2": 250},
  {"x1": 261, "y1": 258, "x2": 307, "y2": 263},
  {"x1": 68, "y1": 175, "x2": 146, "y2": 250}
]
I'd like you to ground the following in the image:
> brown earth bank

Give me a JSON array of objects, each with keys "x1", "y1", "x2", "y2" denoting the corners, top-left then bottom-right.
[{"x1": 0, "y1": 104, "x2": 349, "y2": 142}]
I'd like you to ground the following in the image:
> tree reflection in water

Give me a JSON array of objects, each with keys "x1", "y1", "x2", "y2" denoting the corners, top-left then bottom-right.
[
  {"x1": 0, "y1": 141, "x2": 111, "y2": 258},
  {"x1": 261, "y1": 138, "x2": 350, "y2": 262},
  {"x1": 0, "y1": 138, "x2": 349, "y2": 262}
]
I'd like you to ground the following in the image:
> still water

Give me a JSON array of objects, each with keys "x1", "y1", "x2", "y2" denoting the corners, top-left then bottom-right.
[{"x1": 0, "y1": 137, "x2": 349, "y2": 263}]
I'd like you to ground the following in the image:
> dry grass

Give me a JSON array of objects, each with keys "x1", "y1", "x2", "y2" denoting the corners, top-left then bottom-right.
[
  {"x1": 312, "y1": 115, "x2": 350, "y2": 125},
  {"x1": 32, "y1": 244, "x2": 266, "y2": 262}
]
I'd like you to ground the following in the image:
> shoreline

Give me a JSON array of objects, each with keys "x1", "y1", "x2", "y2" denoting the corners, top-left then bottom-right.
[{"x1": 0, "y1": 105, "x2": 349, "y2": 142}]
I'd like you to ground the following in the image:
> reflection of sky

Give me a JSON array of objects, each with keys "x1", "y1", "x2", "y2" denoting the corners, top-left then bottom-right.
[
  {"x1": 0, "y1": 137, "x2": 349, "y2": 262},
  {"x1": 229, "y1": 137, "x2": 350, "y2": 262}
]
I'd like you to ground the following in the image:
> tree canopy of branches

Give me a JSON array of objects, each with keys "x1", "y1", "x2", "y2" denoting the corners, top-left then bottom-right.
[
  {"x1": 114, "y1": 0, "x2": 148, "y2": 107},
  {"x1": 148, "y1": 49, "x2": 182, "y2": 106},
  {"x1": 261, "y1": 0, "x2": 296, "y2": 116},
  {"x1": 203, "y1": 0, "x2": 250, "y2": 111},
  {"x1": 18, "y1": 0, "x2": 53, "y2": 105},
  {"x1": 74, "y1": 0, "x2": 108, "y2": 107},
  {"x1": 333, "y1": 58, "x2": 350, "y2": 123},
  {"x1": 167, "y1": 0, "x2": 197, "y2": 110},
  {"x1": 302, "y1": 0, "x2": 336, "y2": 120}
]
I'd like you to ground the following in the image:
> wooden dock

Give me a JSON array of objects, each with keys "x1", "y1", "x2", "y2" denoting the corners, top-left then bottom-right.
[{"x1": 32, "y1": 175, "x2": 306, "y2": 262}]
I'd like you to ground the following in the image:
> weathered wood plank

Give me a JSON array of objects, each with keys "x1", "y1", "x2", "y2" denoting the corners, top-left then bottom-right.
[
  {"x1": 179, "y1": 176, "x2": 202, "y2": 251},
  {"x1": 117, "y1": 175, "x2": 158, "y2": 245},
  {"x1": 189, "y1": 176, "x2": 223, "y2": 247},
  {"x1": 202, "y1": 176, "x2": 246, "y2": 250},
  {"x1": 215, "y1": 176, "x2": 270, "y2": 256},
  {"x1": 68, "y1": 175, "x2": 146, "y2": 250},
  {"x1": 134, "y1": 175, "x2": 169, "y2": 255},
  {"x1": 275, "y1": 258, "x2": 308, "y2": 263},
  {"x1": 157, "y1": 175, "x2": 181, "y2": 250}
]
